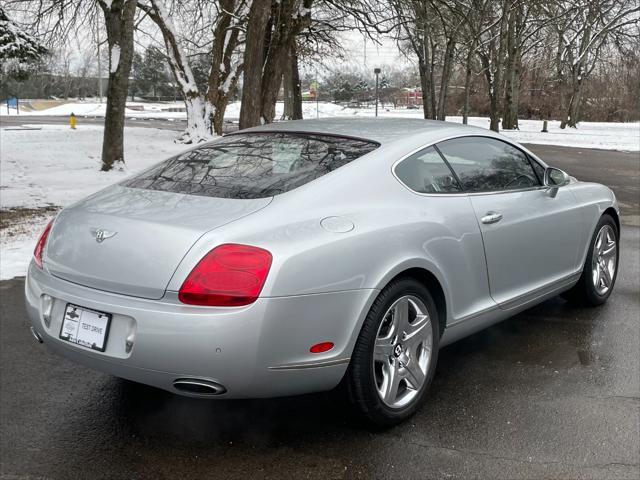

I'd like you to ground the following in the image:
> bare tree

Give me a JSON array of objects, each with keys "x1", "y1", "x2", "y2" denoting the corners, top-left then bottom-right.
[
  {"x1": 544, "y1": 0, "x2": 640, "y2": 128},
  {"x1": 8, "y1": 0, "x2": 137, "y2": 170},
  {"x1": 239, "y1": 0, "x2": 273, "y2": 129},
  {"x1": 98, "y1": 0, "x2": 137, "y2": 170},
  {"x1": 259, "y1": 0, "x2": 312, "y2": 124},
  {"x1": 474, "y1": 0, "x2": 509, "y2": 131},
  {"x1": 137, "y1": 0, "x2": 252, "y2": 139},
  {"x1": 390, "y1": 0, "x2": 468, "y2": 121}
]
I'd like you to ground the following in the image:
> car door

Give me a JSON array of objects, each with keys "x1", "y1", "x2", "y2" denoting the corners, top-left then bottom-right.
[
  {"x1": 436, "y1": 136, "x2": 581, "y2": 307},
  {"x1": 393, "y1": 145, "x2": 495, "y2": 321}
]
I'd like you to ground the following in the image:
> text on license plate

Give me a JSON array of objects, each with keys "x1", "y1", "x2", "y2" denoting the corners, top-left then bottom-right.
[{"x1": 59, "y1": 304, "x2": 111, "y2": 352}]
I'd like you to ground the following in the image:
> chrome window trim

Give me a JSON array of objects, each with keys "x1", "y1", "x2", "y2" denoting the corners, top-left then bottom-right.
[{"x1": 391, "y1": 133, "x2": 549, "y2": 198}]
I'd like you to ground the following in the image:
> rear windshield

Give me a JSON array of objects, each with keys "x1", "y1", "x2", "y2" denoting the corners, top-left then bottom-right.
[{"x1": 123, "y1": 132, "x2": 379, "y2": 199}]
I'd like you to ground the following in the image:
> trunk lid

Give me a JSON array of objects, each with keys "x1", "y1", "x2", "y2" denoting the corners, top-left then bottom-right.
[{"x1": 45, "y1": 185, "x2": 272, "y2": 299}]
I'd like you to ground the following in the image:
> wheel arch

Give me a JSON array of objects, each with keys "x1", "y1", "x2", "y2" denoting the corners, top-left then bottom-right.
[
  {"x1": 370, "y1": 264, "x2": 448, "y2": 338},
  {"x1": 392, "y1": 268, "x2": 447, "y2": 337},
  {"x1": 603, "y1": 207, "x2": 620, "y2": 234}
]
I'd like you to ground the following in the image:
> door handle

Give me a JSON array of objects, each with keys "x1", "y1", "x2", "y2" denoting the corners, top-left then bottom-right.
[{"x1": 481, "y1": 212, "x2": 503, "y2": 224}]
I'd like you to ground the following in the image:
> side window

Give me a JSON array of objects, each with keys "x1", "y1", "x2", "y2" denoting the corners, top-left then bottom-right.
[
  {"x1": 529, "y1": 157, "x2": 546, "y2": 184},
  {"x1": 395, "y1": 146, "x2": 461, "y2": 193},
  {"x1": 436, "y1": 137, "x2": 541, "y2": 193}
]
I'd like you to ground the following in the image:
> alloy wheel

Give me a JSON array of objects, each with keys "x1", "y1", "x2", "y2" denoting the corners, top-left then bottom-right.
[
  {"x1": 591, "y1": 224, "x2": 617, "y2": 296},
  {"x1": 372, "y1": 295, "x2": 433, "y2": 409}
]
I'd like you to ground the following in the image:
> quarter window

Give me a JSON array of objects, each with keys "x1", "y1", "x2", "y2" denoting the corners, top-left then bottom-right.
[
  {"x1": 436, "y1": 137, "x2": 541, "y2": 193},
  {"x1": 395, "y1": 146, "x2": 461, "y2": 193}
]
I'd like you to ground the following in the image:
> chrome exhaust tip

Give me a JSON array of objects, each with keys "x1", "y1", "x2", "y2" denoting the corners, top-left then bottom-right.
[
  {"x1": 173, "y1": 378, "x2": 226, "y2": 396},
  {"x1": 30, "y1": 326, "x2": 43, "y2": 344}
]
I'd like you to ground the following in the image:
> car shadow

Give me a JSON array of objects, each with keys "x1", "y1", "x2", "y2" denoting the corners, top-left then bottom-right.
[{"x1": 88, "y1": 295, "x2": 605, "y2": 444}]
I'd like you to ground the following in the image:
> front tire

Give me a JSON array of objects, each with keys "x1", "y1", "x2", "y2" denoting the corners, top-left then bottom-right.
[
  {"x1": 564, "y1": 214, "x2": 619, "y2": 306},
  {"x1": 346, "y1": 277, "x2": 439, "y2": 427}
]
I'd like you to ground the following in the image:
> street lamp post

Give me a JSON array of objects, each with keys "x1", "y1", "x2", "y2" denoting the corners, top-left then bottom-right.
[{"x1": 374, "y1": 68, "x2": 381, "y2": 117}]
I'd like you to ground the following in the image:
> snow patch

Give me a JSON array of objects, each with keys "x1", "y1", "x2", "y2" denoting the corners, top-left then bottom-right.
[
  {"x1": 0, "y1": 125, "x2": 186, "y2": 279},
  {"x1": 110, "y1": 43, "x2": 120, "y2": 73},
  {"x1": 2, "y1": 101, "x2": 639, "y2": 152}
]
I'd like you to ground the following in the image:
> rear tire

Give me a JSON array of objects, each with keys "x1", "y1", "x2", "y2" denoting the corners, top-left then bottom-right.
[
  {"x1": 563, "y1": 214, "x2": 619, "y2": 306},
  {"x1": 346, "y1": 277, "x2": 439, "y2": 427}
]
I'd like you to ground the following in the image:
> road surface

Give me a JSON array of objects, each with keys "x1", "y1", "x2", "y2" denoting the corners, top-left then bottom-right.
[
  {"x1": 1, "y1": 116, "x2": 639, "y2": 479},
  {"x1": 1, "y1": 234, "x2": 638, "y2": 479}
]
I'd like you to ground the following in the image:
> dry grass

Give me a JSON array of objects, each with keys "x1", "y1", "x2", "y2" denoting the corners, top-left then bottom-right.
[{"x1": 0, "y1": 206, "x2": 59, "y2": 237}]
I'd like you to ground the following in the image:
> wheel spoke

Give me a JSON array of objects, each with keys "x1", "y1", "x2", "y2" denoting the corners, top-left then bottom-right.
[
  {"x1": 382, "y1": 361, "x2": 401, "y2": 404},
  {"x1": 601, "y1": 245, "x2": 616, "y2": 258},
  {"x1": 600, "y1": 263, "x2": 612, "y2": 288},
  {"x1": 404, "y1": 360, "x2": 425, "y2": 391},
  {"x1": 393, "y1": 297, "x2": 410, "y2": 333},
  {"x1": 404, "y1": 315, "x2": 431, "y2": 347},
  {"x1": 374, "y1": 338, "x2": 395, "y2": 361},
  {"x1": 592, "y1": 264, "x2": 600, "y2": 288},
  {"x1": 602, "y1": 240, "x2": 616, "y2": 259},
  {"x1": 595, "y1": 231, "x2": 604, "y2": 254}
]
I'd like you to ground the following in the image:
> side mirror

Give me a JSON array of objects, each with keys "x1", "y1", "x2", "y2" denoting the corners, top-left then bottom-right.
[{"x1": 543, "y1": 167, "x2": 570, "y2": 197}]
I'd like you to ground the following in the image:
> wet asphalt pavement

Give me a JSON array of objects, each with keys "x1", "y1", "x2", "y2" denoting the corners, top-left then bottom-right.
[
  {"x1": 1, "y1": 120, "x2": 639, "y2": 478},
  {"x1": 1, "y1": 226, "x2": 638, "y2": 479}
]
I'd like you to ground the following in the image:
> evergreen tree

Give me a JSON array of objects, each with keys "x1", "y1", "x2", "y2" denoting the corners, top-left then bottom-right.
[
  {"x1": 131, "y1": 45, "x2": 172, "y2": 99},
  {"x1": 0, "y1": 6, "x2": 47, "y2": 81}
]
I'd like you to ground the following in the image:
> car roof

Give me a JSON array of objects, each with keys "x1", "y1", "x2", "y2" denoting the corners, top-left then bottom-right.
[{"x1": 233, "y1": 117, "x2": 495, "y2": 146}]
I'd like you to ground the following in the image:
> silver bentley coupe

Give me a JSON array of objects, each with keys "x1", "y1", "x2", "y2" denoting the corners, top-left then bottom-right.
[{"x1": 26, "y1": 118, "x2": 620, "y2": 426}]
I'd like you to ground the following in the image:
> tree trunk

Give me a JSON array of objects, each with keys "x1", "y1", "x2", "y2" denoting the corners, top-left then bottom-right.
[
  {"x1": 501, "y1": 7, "x2": 516, "y2": 130},
  {"x1": 205, "y1": 0, "x2": 239, "y2": 135},
  {"x1": 239, "y1": 0, "x2": 273, "y2": 129},
  {"x1": 282, "y1": 42, "x2": 303, "y2": 120},
  {"x1": 418, "y1": 61, "x2": 432, "y2": 119},
  {"x1": 260, "y1": 0, "x2": 307, "y2": 124},
  {"x1": 436, "y1": 38, "x2": 455, "y2": 121},
  {"x1": 145, "y1": 0, "x2": 209, "y2": 142},
  {"x1": 488, "y1": 86, "x2": 500, "y2": 132},
  {"x1": 479, "y1": 50, "x2": 500, "y2": 132},
  {"x1": 462, "y1": 48, "x2": 473, "y2": 125},
  {"x1": 99, "y1": 0, "x2": 136, "y2": 171},
  {"x1": 212, "y1": 96, "x2": 229, "y2": 135},
  {"x1": 481, "y1": 1, "x2": 510, "y2": 133},
  {"x1": 282, "y1": 55, "x2": 294, "y2": 120},
  {"x1": 566, "y1": 77, "x2": 584, "y2": 128},
  {"x1": 428, "y1": 38, "x2": 437, "y2": 119},
  {"x1": 179, "y1": 94, "x2": 209, "y2": 143},
  {"x1": 291, "y1": 51, "x2": 303, "y2": 120},
  {"x1": 502, "y1": 4, "x2": 523, "y2": 131},
  {"x1": 260, "y1": 33, "x2": 288, "y2": 124},
  {"x1": 510, "y1": 61, "x2": 521, "y2": 128}
]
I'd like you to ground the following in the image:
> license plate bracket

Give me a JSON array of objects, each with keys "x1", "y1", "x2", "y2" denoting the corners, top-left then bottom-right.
[{"x1": 59, "y1": 303, "x2": 112, "y2": 352}]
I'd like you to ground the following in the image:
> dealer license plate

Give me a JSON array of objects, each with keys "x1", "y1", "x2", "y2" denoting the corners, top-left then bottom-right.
[{"x1": 59, "y1": 304, "x2": 112, "y2": 352}]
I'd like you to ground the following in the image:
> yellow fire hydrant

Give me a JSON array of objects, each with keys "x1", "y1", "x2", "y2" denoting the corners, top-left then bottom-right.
[{"x1": 70, "y1": 112, "x2": 77, "y2": 130}]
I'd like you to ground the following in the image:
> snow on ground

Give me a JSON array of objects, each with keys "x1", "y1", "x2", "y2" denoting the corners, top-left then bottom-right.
[
  {"x1": 1, "y1": 125, "x2": 185, "y2": 208},
  {"x1": 0, "y1": 125, "x2": 186, "y2": 279},
  {"x1": 1, "y1": 214, "x2": 51, "y2": 281},
  {"x1": 3, "y1": 100, "x2": 639, "y2": 151}
]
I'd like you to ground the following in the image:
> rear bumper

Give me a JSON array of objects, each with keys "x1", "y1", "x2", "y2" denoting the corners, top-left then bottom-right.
[{"x1": 25, "y1": 261, "x2": 376, "y2": 398}]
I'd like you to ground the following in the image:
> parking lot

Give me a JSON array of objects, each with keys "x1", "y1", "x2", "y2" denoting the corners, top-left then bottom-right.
[
  {"x1": 1, "y1": 235, "x2": 638, "y2": 479},
  {"x1": 1, "y1": 140, "x2": 639, "y2": 479}
]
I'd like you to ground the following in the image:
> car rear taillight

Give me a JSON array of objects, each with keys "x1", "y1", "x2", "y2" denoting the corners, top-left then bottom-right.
[
  {"x1": 178, "y1": 244, "x2": 273, "y2": 307},
  {"x1": 34, "y1": 220, "x2": 54, "y2": 269}
]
